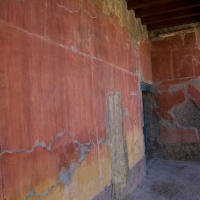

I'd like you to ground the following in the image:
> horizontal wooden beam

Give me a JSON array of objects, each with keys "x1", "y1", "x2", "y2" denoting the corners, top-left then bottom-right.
[
  {"x1": 147, "y1": 15, "x2": 200, "y2": 30},
  {"x1": 134, "y1": 0, "x2": 200, "y2": 18},
  {"x1": 127, "y1": 0, "x2": 175, "y2": 10},
  {"x1": 141, "y1": 6, "x2": 200, "y2": 25},
  {"x1": 159, "y1": 29, "x2": 195, "y2": 38}
]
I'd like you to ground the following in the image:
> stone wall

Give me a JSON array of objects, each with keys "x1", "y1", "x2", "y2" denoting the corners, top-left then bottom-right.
[
  {"x1": 148, "y1": 25, "x2": 200, "y2": 161},
  {"x1": 0, "y1": 0, "x2": 151, "y2": 199}
]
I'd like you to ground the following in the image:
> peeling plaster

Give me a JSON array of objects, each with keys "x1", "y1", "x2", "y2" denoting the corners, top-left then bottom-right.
[
  {"x1": 98, "y1": 137, "x2": 106, "y2": 145},
  {"x1": 59, "y1": 162, "x2": 77, "y2": 185},
  {"x1": 26, "y1": 183, "x2": 59, "y2": 200},
  {"x1": 25, "y1": 138, "x2": 98, "y2": 199},
  {"x1": 73, "y1": 140, "x2": 95, "y2": 162}
]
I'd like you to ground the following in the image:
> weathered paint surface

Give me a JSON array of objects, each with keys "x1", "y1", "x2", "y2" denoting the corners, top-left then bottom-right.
[
  {"x1": 126, "y1": 128, "x2": 145, "y2": 168},
  {"x1": 0, "y1": 0, "x2": 149, "y2": 199},
  {"x1": 149, "y1": 30, "x2": 200, "y2": 161}
]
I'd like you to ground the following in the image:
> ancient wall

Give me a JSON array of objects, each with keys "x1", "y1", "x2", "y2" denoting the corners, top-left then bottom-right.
[
  {"x1": 0, "y1": 0, "x2": 151, "y2": 199},
  {"x1": 149, "y1": 26, "x2": 200, "y2": 161}
]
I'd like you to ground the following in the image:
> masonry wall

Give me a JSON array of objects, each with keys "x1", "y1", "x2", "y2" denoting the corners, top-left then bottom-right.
[
  {"x1": 0, "y1": 0, "x2": 152, "y2": 199},
  {"x1": 149, "y1": 28, "x2": 200, "y2": 161}
]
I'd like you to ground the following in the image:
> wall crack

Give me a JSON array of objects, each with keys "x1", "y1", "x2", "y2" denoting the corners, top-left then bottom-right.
[{"x1": 0, "y1": 130, "x2": 67, "y2": 157}]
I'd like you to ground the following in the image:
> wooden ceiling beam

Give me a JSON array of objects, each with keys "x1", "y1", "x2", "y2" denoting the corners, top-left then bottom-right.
[
  {"x1": 147, "y1": 15, "x2": 200, "y2": 30},
  {"x1": 127, "y1": 0, "x2": 175, "y2": 10},
  {"x1": 134, "y1": 0, "x2": 200, "y2": 18},
  {"x1": 141, "y1": 6, "x2": 200, "y2": 25}
]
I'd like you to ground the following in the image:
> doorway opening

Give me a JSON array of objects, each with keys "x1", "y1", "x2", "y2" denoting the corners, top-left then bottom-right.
[{"x1": 141, "y1": 83, "x2": 152, "y2": 159}]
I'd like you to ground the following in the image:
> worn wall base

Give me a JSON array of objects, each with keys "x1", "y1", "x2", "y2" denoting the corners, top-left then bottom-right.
[{"x1": 92, "y1": 158, "x2": 146, "y2": 200}]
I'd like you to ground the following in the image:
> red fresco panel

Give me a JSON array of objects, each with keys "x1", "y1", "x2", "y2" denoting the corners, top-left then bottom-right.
[
  {"x1": 44, "y1": 2, "x2": 63, "y2": 45},
  {"x1": 106, "y1": 23, "x2": 119, "y2": 67},
  {"x1": 164, "y1": 35, "x2": 183, "y2": 50},
  {"x1": 158, "y1": 82, "x2": 169, "y2": 91},
  {"x1": 194, "y1": 56, "x2": 200, "y2": 76},
  {"x1": 158, "y1": 77, "x2": 192, "y2": 90},
  {"x1": 157, "y1": 90, "x2": 185, "y2": 111},
  {"x1": 1, "y1": 48, "x2": 34, "y2": 151},
  {"x1": 82, "y1": 56, "x2": 95, "y2": 140},
  {"x1": 193, "y1": 47, "x2": 200, "y2": 57},
  {"x1": 41, "y1": 56, "x2": 57, "y2": 140},
  {"x1": 92, "y1": 59, "x2": 107, "y2": 142},
  {"x1": 62, "y1": 0, "x2": 80, "y2": 11},
  {"x1": 151, "y1": 35, "x2": 182, "y2": 53},
  {"x1": 65, "y1": 51, "x2": 90, "y2": 143},
  {"x1": 62, "y1": 9, "x2": 79, "y2": 50},
  {"x1": 5, "y1": 0, "x2": 31, "y2": 31},
  {"x1": 81, "y1": 12, "x2": 101, "y2": 57},
  {"x1": 158, "y1": 124, "x2": 199, "y2": 146},
  {"x1": 118, "y1": 35, "x2": 129, "y2": 70},
  {"x1": 172, "y1": 49, "x2": 194, "y2": 78},
  {"x1": 139, "y1": 40, "x2": 152, "y2": 83},
  {"x1": 152, "y1": 52, "x2": 172, "y2": 81},
  {"x1": 183, "y1": 33, "x2": 197, "y2": 48},
  {"x1": 0, "y1": 0, "x2": 151, "y2": 199},
  {"x1": 0, "y1": 0, "x2": 7, "y2": 22},
  {"x1": 31, "y1": 0, "x2": 51, "y2": 37},
  {"x1": 1, "y1": 152, "x2": 33, "y2": 200},
  {"x1": 155, "y1": 108, "x2": 173, "y2": 121},
  {"x1": 0, "y1": 166, "x2": 2, "y2": 200},
  {"x1": 188, "y1": 84, "x2": 200, "y2": 108},
  {"x1": 129, "y1": 43, "x2": 139, "y2": 73}
]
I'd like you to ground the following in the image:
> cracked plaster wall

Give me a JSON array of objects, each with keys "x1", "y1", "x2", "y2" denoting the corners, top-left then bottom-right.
[
  {"x1": 0, "y1": 0, "x2": 150, "y2": 199},
  {"x1": 148, "y1": 26, "x2": 200, "y2": 161}
]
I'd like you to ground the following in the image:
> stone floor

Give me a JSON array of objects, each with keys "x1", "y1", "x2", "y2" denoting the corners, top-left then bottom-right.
[{"x1": 127, "y1": 159, "x2": 200, "y2": 200}]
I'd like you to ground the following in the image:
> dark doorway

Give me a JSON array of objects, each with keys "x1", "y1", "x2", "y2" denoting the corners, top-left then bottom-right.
[{"x1": 141, "y1": 83, "x2": 152, "y2": 159}]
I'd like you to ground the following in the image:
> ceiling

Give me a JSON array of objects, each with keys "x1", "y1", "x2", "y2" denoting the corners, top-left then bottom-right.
[{"x1": 125, "y1": 0, "x2": 200, "y2": 31}]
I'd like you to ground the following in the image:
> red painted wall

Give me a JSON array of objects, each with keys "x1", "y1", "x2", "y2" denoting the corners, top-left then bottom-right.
[
  {"x1": 0, "y1": 0, "x2": 150, "y2": 199},
  {"x1": 139, "y1": 39, "x2": 152, "y2": 84},
  {"x1": 151, "y1": 32, "x2": 200, "y2": 149}
]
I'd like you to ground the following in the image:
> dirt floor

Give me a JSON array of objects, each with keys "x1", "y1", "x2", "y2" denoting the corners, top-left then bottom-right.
[{"x1": 127, "y1": 159, "x2": 200, "y2": 200}]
